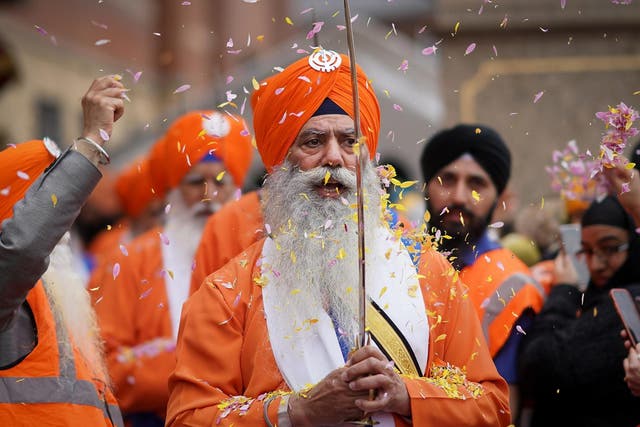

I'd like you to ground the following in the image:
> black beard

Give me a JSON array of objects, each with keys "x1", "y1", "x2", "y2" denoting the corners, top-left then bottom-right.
[{"x1": 428, "y1": 203, "x2": 496, "y2": 268}]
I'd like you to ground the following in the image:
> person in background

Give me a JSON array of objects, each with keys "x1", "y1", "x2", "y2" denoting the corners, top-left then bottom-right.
[
  {"x1": 420, "y1": 124, "x2": 545, "y2": 422},
  {"x1": 90, "y1": 110, "x2": 253, "y2": 426},
  {"x1": 88, "y1": 156, "x2": 164, "y2": 271},
  {"x1": 0, "y1": 76, "x2": 126, "y2": 426},
  {"x1": 518, "y1": 158, "x2": 640, "y2": 427}
]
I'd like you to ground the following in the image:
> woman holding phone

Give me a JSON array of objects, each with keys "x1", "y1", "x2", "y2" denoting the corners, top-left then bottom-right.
[{"x1": 518, "y1": 159, "x2": 640, "y2": 427}]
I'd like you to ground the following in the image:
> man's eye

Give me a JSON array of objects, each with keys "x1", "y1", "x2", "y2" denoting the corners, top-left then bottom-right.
[
  {"x1": 304, "y1": 138, "x2": 321, "y2": 147},
  {"x1": 345, "y1": 138, "x2": 357, "y2": 146},
  {"x1": 184, "y1": 177, "x2": 206, "y2": 186}
]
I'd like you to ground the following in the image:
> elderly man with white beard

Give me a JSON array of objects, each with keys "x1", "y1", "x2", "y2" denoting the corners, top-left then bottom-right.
[
  {"x1": 166, "y1": 50, "x2": 510, "y2": 427},
  {"x1": 88, "y1": 110, "x2": 253, "y2": 426},
  {"x1": 0, "y1": 76, "x2": 125, "y2": 426}
]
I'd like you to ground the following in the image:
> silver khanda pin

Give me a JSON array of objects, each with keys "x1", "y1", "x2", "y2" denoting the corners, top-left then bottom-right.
[{"x1": 308, "y1": 49, "x2": 342, "y2": 73}]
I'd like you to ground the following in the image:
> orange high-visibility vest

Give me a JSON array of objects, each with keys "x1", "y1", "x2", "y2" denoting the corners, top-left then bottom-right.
[
  {"x1": 0, "y1": 281, "x2": 124, "y2": 426},
  {"x1": 460, "y1": 248, "x2": 546, "y2": 357}
]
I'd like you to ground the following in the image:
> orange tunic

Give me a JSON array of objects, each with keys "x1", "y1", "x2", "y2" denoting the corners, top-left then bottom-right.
[
  {"x1": 167, "y1": 240, "x2": 511, "y2": 426},
  {"x1": 0, "y1": 282, "x2": 123, "y2": 426},
  {"x1": 87, "y1": 221, "x2": 130, "y2": 271},
  {"x1": 189, "y1": 191, "x2": 264, "y2": 294},
  {"x1": 460, "y1": 248, "x2": 545, "y2": 357},
  {"x1": 91, "y1": 227, "x2": 175, "y2": 418}
]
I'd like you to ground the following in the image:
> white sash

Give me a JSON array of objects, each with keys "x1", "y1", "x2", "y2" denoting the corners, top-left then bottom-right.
[{"x1": 261, "y1": 226, "x2": 429, "y2": 426}]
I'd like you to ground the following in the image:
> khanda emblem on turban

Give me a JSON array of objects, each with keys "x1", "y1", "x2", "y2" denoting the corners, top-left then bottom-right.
[
  {"x1": 202, "y1": 111, "x2": 231, "y2": 138},
  {"x1": 308, "y1": 49, "x2": 342, "y2": 73}
]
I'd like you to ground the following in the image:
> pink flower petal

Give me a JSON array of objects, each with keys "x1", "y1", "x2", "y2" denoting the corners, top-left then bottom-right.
[
  {"x1": 173, "y1": 84, "x2": 191, "y2": 94},
  {"x1": 422, "y1": 45, "x2": 437, "y2": 56},
  {"x1": 99, "y1": 128, "x2": 110, "y2": 141},
  {"x1": 533, "y1": 91, "x2": 544, "y2": 103},
  {"x1": 464, "y1": 43, "x2": 476, "y2": 55}
]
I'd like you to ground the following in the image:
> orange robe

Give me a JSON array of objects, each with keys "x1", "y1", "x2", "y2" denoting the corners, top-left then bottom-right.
[
  {"x1": 88, "y1": 221, "x2": 130, "y2": 272},
  {"x1": 459, "y1": 248, "x2": 545, "y2": 357},
  {"x1": 189, "y1": 191, "x2": 264, "y2": 294},
  {"x1": 167, "y1": 240, "x2": 511, "y2": 426},
  {"x1": 90, "y1": 226, "x2": 175, "y2": 418}
]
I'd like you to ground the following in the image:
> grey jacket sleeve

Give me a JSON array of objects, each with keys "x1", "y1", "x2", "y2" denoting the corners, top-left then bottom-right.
[{"x1": 0, "y1": 148, "x2": 101, "y2": 331}]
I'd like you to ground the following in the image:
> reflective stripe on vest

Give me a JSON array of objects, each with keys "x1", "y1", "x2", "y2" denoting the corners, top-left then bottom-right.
[
  {"x1": 0, "y1": 284, "x2": 124, "y2": 427},
  {"x1": 481, "y1": 272, "x2": 545, "y2": 342}
]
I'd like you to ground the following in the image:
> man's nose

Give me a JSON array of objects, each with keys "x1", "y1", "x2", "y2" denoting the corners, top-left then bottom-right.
[
  {"x1": 450, "y1": 181, "x2": 469, "y2": 205},
  {"x1": 202, "y1": 179, "x2": 219, "y2": 199},
  {"x1": 321, "y1": 138, "x2": 345, "y2": 168}
]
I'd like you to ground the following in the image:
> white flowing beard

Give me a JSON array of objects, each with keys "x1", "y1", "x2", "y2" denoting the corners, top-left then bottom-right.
[
  {"x1": 262, "y1": 159, "x2": 384, "y2": 349},
  {"x1": 163, "y1": 189, "x2": 212, "y2": 261},
  {"x1": 42, "y1": 232, "x2": 107, "y2": 383}
]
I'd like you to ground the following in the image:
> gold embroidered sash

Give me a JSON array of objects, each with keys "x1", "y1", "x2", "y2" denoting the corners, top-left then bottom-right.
[{"x1": 367, "y1": 300, "x2": 422, "y2": 377}]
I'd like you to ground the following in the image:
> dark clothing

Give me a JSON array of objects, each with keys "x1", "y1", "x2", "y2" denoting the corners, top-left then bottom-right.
[{"x1": 520, "y1": 283, "x2": 640, "y2": 427}]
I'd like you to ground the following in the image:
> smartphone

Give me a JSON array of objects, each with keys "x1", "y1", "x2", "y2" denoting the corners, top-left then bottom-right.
[
  {"x1": 559, "y1": 224, "x2": 590, "y2": 288},
  {"x1": 610, "y1": 288, "x2": 640, "y2": 347}
]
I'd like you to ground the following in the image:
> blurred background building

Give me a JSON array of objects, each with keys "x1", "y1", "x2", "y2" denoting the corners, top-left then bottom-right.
[{"x1": 0, "y1": 0, "x2": 639, "y2": 203}]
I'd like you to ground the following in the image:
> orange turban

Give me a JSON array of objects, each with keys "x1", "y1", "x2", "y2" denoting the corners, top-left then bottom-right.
[
  {"x1": 148, "y1": 110, "x2": 253, "y2": 197},
  {"x1": 115, "y1": 157, "x2": 158, "y2": 218},
  {"x1": 0, "y1": 139, "x2": 60, "y2": 224},
  {"x1": 251, "y1": 50, "x2": 380, "y2": 172}
]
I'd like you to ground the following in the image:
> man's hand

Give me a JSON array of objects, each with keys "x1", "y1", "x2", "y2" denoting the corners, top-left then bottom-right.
[
  {"x1": 287, "y1": 367, "x2": 370, "y2": 426},
  {"x1": 342, "y1": 345, "x2": 411, "y2": 417},
  {"x1": 81, "y1": 75, "x2": 126, "y2": 144}
]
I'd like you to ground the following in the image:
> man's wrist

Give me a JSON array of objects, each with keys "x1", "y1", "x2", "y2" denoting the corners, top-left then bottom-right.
[
  {"x1": 287, "y1": 393, "x2": 311, "y2": 427},
  {"x1": 72, "y1": 136, "x2": 110, "y2": 166}
]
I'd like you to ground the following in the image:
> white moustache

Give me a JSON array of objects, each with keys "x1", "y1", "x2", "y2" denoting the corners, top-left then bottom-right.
[{"x1": 296, "y1": 166, "x2": 357, "y2": 191}]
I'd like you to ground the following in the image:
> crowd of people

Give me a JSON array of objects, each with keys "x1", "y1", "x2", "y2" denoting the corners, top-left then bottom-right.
[{"x1": 1, "y1": 49, "x2": 640, "y2": 427}]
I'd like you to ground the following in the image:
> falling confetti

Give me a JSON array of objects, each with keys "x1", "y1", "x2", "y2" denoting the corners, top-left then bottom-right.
[
  {"x1": 99, "y1": 128, "x2": 110, "y2": 141},
  {"x1": 51, "y1": 194, "x2": 58, "y2": 207},
  {"x1": 464, "y1": 43, "x2": 476, "y2": 55},
  {"x1": 119, "y1": 244, "x2": 128, "y2": 256},
  {"x1": 95, "y1": 39, "x2": 111, "y2": 46},
  {"x1": 173, "y1": 84, "x2": 191, "y2": 94},
  {"x1": 306, "y1": 22, "x2": 324, "y2": 40},
  {"x1": 422, "y1": 45, "x2": 438, "y2": 56},
  {"x1": 533, "y1": 91, "x2": 545, "y2": 103},
  {"x1": 112, "y1": 263, "x2": 120, "y2": 280}
]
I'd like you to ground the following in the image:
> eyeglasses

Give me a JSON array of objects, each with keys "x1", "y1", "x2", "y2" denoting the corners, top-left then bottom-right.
[{"x1": 575, "y1": 243, "x2": 629, "y2": 263}]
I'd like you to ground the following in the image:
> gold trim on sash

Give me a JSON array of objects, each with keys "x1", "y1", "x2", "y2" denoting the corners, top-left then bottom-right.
[{"x1": 366, "y1": 301, "x2": 421, "y2": 377}]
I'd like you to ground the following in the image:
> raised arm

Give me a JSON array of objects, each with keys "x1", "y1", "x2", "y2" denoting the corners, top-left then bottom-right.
[{"x1": 0, "y1": 75, "x2": 125, "y2": 330}]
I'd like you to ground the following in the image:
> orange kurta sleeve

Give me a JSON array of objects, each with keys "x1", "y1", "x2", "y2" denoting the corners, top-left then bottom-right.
[
  {"x1": 168, "y1": 242, "x2": 286, "y2": 426},
  {"x1": 403, "y1": 249, "x2": 511, "y2": 426},
  {"x1": 92, "y1": 229, "x2": 175, "y2": 416},
  {"x1": 189, "y1": 191, "x2": 264, "y2": 294}
]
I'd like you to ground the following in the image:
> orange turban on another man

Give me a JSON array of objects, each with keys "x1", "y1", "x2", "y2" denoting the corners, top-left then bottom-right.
[
  {"x1": 115, "y1": 157, "x2": 158, "y2": 219},
  {"x1": 0, "y1": 138, "x2": 61, "y2": 223},
  {"x1": 251, "y1": 50, "x2": 381, "y2": 172},
  {"x1": 148, "y1": 110, "x2": 254, "y2": 197}
]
